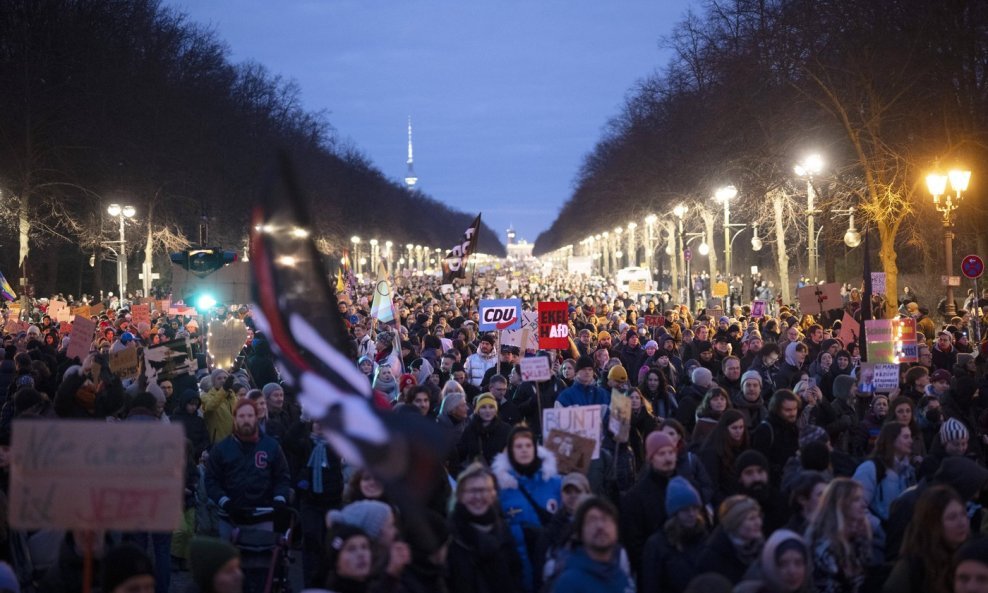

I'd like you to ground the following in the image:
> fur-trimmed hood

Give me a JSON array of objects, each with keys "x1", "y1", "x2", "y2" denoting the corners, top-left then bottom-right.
[{"x1": 491, "y1": 445, "x2": 559, "y2": 490}]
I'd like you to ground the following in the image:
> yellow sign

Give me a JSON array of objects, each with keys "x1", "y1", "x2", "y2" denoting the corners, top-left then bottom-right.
[{"x1": 712, "y1": 282, "x2": 729, "y2": 298}]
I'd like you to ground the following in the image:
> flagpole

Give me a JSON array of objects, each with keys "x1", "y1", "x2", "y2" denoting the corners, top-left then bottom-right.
[{"x1": 382, "y1": 259, "x2": 407, "y2": 374}]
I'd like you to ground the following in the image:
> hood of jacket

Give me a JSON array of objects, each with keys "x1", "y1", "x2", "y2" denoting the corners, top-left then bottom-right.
[{"x1": 491, "y1": 445, "x2": 558, "y2": 490}]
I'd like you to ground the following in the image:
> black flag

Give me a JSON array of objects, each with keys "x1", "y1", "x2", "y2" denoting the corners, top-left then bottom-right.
[{"x1": 441, "y1": 214, "x2": 481, "y2": 283}]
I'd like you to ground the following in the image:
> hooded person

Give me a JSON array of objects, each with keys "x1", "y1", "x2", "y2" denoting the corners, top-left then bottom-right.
[
  {"x1": 696, "y1": 495, "x2": 765, "y2": 584},
  {"x1": 201, "y1": 368, "x2": 238, "y2": 444},
  {"x1": 640, "y1": 476, "x2": 708, "y2": 593},
  {"x1": 188, "y1": 536, "x2": 242, "y2": 593},
  {"x1": 492, "y1": 425, "x2": 562, "y2": 592},
  {"x1": 170, "y1": 387, "x2": 210, "y2": 459},
  {"x1": 735, "y1": 529, "x2": 812, "y2": 593},
  {"x1": 828, "y1": 374, "x2": 859, "y2": 454}
]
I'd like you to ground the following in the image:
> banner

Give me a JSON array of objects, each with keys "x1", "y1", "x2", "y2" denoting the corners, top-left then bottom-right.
[
  {"x1": 441, "y1": 214, "x2": 481, "y2": 284},
  {"x1": 478, "y1": 298, "x2": 522, "y2": 331},
  {"x1": 370, "y1": 265, "x2": 396, "y2": 323},
  {"x1": 9, "y1": 420, "x2": 185, "y2": 530},
  {"x1": 0, "y1": 271, "x2": 16, "y2": 302},
  {"x1": 644, "y1": 315, "x2": 665, "y2": 328},
  {"x1": 144, "y1": 337, "x2": 198, "y2": 383},
  {"x1": 538, "y1": 301, "x2": 569, "y2": 349},
  {"x1": 542, "y1": 405, "x2": 604, "y2": 459}
]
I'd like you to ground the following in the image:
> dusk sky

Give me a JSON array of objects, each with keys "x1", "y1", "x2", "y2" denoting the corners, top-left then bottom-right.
[{"x1": 169, "y1": 1, "x2": 695, "y2": 246}]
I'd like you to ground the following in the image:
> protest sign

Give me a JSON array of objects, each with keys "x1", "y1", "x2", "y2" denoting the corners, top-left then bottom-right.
[
  {"x1": 109, "y1": 346, "x2": 140, "y2": 379},
  {"x1": 501, "y1": 311, "x2": 539, "y2": 352},
  {"x1": 871, "y1": 273, "x2": 887, "y2": 295},
  {"x1": 520, "y1": 356, "x2": 552, "y2": 382},
  {"x1": 864, "y1": 319, "x2": 894, "y2": 343},
  {"x1": 751, "y1": 300, "x2": 767, "y2": 318},
  {"x1": 144, "y1": 337, "x2": 198, "y2": 384},
  {"x1": 644, "y1": 315, "x2": 665, "y2": 328},
  {"x1": 838, "y1": 313, "x2": 860, "y2": 347},
  {"x1": 628, "y1": 279, "x2": 647, "y2": 294},
  {"x1": 131, "y1": 303, "x2": 151, "y2": 327},
  {"x1": 797, "y1": 283, "x2": 842, "y2": 313},
  {"x1": 609, "y1": 389, "x2": 631, "y2": 443},
  {"x1": 544, "y1": 430, "x2": 596, "y2": 475},
  {"x1": 495, "y1": 277, "x2": 509, "y2": 293},
  {"x1": 70, "y1": 305, "x2": 91, "y2": 319},
  {"x1": 543, "y1": 405, "x2": 603, "y2": 459},
  {"x1": 857, "y1": 362, "x2": 877, "y2": 395},
  {"x1": 47, "y1": 300, "x2": 68, "y2": 322},
  {"x1": 895, "y1": 317, "x2": 917, "y2": 342},
  {"x1": 873, "y1": 363, "x2": 900, "y2": 392},
  {"x1": 866, "y1": 342, "x2": 896, "y2": 364},
  {"x1": 478, "y1": 299, "x2": 522, "y2": 331},
  {"x1": 712, "y1": 281, "x2": 729, "y2": 298},
  {"x1": 9, "y1": 420, "x2": 185, "y2": 531},
  {"x1": 66, "y1": 315, "x2": 96, "y2": 361},
  {"x1": 207, "y1": 318, "x2": 248, "y2": 370},
  {"x1": 538, "y1": 301, "x2": 569, "y2": 349}
]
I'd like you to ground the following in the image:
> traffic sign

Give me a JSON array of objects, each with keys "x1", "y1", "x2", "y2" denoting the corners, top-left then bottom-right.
[
  {"x1": 961, "y1": 254, "x2": 984, "y2": 279},
  {"x1": 684, "y1": 248, "x2": 693, "y2": 262}
]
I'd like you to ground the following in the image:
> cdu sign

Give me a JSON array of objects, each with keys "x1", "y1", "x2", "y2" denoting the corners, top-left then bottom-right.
[{"x1": 479, "y1": 299, "x2": 522, "y2": 331}]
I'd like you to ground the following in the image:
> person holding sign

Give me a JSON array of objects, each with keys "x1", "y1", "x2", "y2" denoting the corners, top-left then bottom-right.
[{"x1": 205, "y1": 399, "x2": 291, "y2": 541}]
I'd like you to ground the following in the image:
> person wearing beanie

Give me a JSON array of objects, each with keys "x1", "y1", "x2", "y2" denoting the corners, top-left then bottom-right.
[
  {"x1": 457, "y1": 391, "x2": 511, "y2": 466},
  {"x1": 188, "y1": 536, "x2": 242, "y2": 593},
  {"x1": 619, "y1": 430, "x2": 680, "y2": 576},
  {"x1": 616, "y1": 329, "x2": 646, "y2": 387},
  {"x1": 438, "y1": 387, "x2": 469, "y2": 455},
  {"x1": 915, "y1": 416, "x2": 972, "y2": 483},
  {"x1": 317, "y1": 523, "x2": 374, "y2": 593},
  {"x1": 205, "y1": 396, "x2": 291, "y2": 539},
  {"x1": 671, "y1": 366, "x2": 714, "y2": 435},
  {"x1": 953, "y1": 537, "x2": 988, "y2": 593},
  {"x1": 327, "y1": 500, "x2": 396, "y2": 546},
  {"x1": 606, "y1": 365, "x2": 629, "y2": 390},
  {"x1": 101, "y1": 543, "x2": 154, "y2": 593},
  {"x1": 640, "y1": 470, "x2": 710, "y2": 592},
  {"x1": 541, "y1": 472, "x2": 594, "y2": 581},
  {"x1": 697, "y1": 495, "x2": 765, "y2": 584},
  {"x1": 734, "y1": 447, "x2": 789, "y2": 534},
  {"x1": 551, "y1": 497, "x2": 634, "y2": 593},
  {"x1": 492, "y1": 425, "x2": 561, "y2": 592},
  {"x1": 556, "y1": 354, "x2": 611, "y2": 409},
  {"x1": 732, "y1": 369, "x2": 769, "y2": 432}
]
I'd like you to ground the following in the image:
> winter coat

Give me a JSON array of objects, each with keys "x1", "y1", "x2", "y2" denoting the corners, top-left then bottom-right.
[
  {"x1": 619, "y1": 469, "x2": 673, "y2": 575},
  {"x1": 549, "y1": 546, "x2": 634, "y2": 593},
  {"x1": 170, "y1": 391, "x2": 210, "y2": 459},
  {"x1": 640, "y1": 527, "x2": 706, "y2": 593},
  {"x1": 205, "y1": 432, "x2": 292, "y2": 511},
  {"x1": 616, "y1": 344, "x2": 646, "y2": 386},
  {"x1": 696, "y1": 526, "x2": 757, "y2": 585},
  {"x1": 851, "y1": 457, "x2": 915, "y2": 523},
  {"x1": 446, "y1": 505, "x2": 524, "y2": 593},
  {"x1": 513, "y1": 376, "x2": 567, "y2": 437},
  {"x1": 492, "y1": 447, "x2": 562, "y2": 592},
  {"x1": 751, "y1": 413, "x2": 800, "y2": 487},
  {"x1": 201, "y1": 386, "x2": 236, "y2": 444},
  {"x1": 465, "y1": 350, "x2": 498, "y2": 387},
  {"x1": 458, "y1": 415, "x2": 511, "y2": 467},
  {"x1": 556, "y1": 381, "x2": 610, "y2": 408}
]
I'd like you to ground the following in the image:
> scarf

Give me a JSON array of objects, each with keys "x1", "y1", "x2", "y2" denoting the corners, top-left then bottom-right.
[
  {"x1": 373, "y1": 374, "x2": 397, "y2": 398},
  {"x1": 306, "y1": 435, "x2": 329, "y2": 493}
]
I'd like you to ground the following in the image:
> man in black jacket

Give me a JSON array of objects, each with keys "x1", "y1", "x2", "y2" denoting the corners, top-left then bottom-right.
[{"x1": 751, "y1": 389, "x2": 800, "y2": 488}]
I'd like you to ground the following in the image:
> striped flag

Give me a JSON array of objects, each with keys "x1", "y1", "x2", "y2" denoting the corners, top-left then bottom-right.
[
  {"x1": 0, "y1": 271, "x2": 17, "y2": 302},
  {"x1": 370, "y1": 264, "x2": 396, "y2": 323}
]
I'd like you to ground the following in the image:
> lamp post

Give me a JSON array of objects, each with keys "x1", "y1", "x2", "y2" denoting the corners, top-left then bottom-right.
[
  {"x1": 673, "y1": 204, "x2": 687, "y2": 303},
  {"x1": 795, "y1": 154, "x2": 824, "y2": 282},
  {"x1": 384, "y1": 240, "x2": 393, "y2": 275},
  {"x1": 614, "y1": 226, "x2": 624, "y2": 271},
  {"x1": 369, "y1": 239, "x2": 379, "y2": 276},
  {"x1": 626, "y1": 222, "x2": 637, "y2": 267},
  {"x1": 927, "y1": 168, "x2": 972, "y2": 317},
  {"x1": 714, "y1": 185, "x2": 739, "y2": 279},
  {"x1": 644, "y1": 214, "x2": 657, "y2": 277},
  {"x1": 350, "y1": 236, "x2": 362, "y2": 275},
  {"x1": 601, "y1": 231, "x2": 610, "y2": 275},
  {"x1": 107, "y1": 203, "x2": 136, "y2": 300}
]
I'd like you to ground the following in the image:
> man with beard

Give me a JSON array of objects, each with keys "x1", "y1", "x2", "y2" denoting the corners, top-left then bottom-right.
[
  {"x1": 732, "y1": 450, "x2": 788, "y2": 534},
  {"x1": 465, "y1": 334, "x2": 498, "y2": 387},
  {"x1": 480, "y1": 344, "x2": 519, "y2": 391},
  {"x1": 205, "y1": 399, "x2": 291, "y2": 540},
  {"x1": 751, "y1": 390, "x2": 801, "y2": 488},
  {"x1": 620, "y1": 431, "x2": 679, "y2": 576},
  {"x1": 551, "y1": 497, "x2": 634, "y2": 593}
]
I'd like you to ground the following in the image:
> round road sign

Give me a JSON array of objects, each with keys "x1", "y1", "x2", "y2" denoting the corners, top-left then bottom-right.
[
  {"x1": 962, "y1": 254, "x2": 984, "y2": 279},
  {"x1": 684, "y1": 248, "x2": 693, "y2": 262}
]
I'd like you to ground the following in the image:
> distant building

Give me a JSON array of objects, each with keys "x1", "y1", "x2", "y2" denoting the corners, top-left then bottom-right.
[
  {"x1": 404, "y1": 116, "x2": 418, "y2": 189},
  {"x1": 506, "y1": 226, "x2": 533, "y2": 260}
]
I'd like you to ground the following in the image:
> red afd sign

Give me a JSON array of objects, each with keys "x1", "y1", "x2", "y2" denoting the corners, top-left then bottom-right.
[{"x1": 538, "y1": 301, "x2": 570, "y2": 349}]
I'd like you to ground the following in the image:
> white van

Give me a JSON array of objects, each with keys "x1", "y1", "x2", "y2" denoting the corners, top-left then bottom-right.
[{"x1": 614, "y1": 267, "x2": 654, "y2": 295}]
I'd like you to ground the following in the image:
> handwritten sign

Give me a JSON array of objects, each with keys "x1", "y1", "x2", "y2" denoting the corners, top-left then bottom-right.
[
  {"x1": 871, "y1": 273, "x2": 887, "y2": 295},
  {"x1": 207, "y1": 318, "x2": 248, "y2": 370},
  {"x1": 712, "y1": 281, "x2": 729, "y2": 298},
  {"x1": 873, "y1": 363, "x2": 900, "y2": 392},
  {"x1": 543, "y1": 405, "x2": 603, "y2": 459},
  {"x1": 501, "y1": 311, "x2": 539, "y2": 352},
  {"x1": 66, "y1": 316, "x2": 97, "y2": 361},
  {"x1": 797, "y1": 283, "x2": 842, "y2": 312},
  {"x1": 131, "y1": 303, "x2": 151, "y2": 327},
  {"x1": 520, "y1": 356, "x2": 552, "y2": 382},
  {"x1": 70, "y1": 305, "x2": 91, "y2": 319},
  {"x1": 544, "y1": 429, "x2": 596, "y2": 475},
  {"x1": 9, "y1": 420, "x2": 185, "y2": 530},
  {"x1": 109, "y1": 346, "x2": 140, "y2": 379},
  {"x1": 644, "y1": 315, "x2": 665, "y2": 328},
  {"x1": 538, "y1": 301, "x2": 569, "y2": 349}
]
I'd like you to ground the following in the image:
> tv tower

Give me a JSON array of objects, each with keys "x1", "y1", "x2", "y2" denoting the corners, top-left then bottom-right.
[{"x1": 404, "y1": 116, "x2": 418, "y2": 188}]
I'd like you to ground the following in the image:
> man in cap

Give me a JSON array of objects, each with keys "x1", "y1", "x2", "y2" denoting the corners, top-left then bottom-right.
[{"x1": 464, "y1": 334, "x2": 498, "y2": 388}]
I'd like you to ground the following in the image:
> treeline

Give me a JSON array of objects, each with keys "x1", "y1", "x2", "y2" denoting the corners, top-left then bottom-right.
[
  {"x1": 535, "y1": 0, "x2": 988, "y2": 302},
  {"x1": 0, "y1": 0, "x2": 502, "y2": 297}
]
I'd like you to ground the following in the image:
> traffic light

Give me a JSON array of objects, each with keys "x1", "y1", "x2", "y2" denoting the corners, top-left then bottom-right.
[{"x1": 170, "y1": 248, "x2": 238, "y2": 278}]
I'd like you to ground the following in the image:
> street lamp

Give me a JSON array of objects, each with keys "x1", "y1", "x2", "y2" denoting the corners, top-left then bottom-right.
[
  {"x1": 795, "y1": 154, "x2": 824, "y2": 281},
  {"x1": 673, "y1": 204, "x2": 687, "y2": 301},
  {"x1": 927, "y1": 168, "x2": 972, "y2": 317},
  {"x1": 350, "y1": 236, "x2": 361, "y2": 275},
  {"x1": 713, "y1": 185, "x2": 739, "y2": 278},
  {"x1": 384, "y1": 240, "x2": 393, "y2": 275},
  {"x1": 644, "y1": 214, "x2": 657, "y2": 274},
  {"x1": 369, "y1": 238, "x2": 379, "y2": 274},
  {"x1": 751, "y1": 223, "x2": 763, "y2": 251},
  {"x1": 107, "y1": 203, "x2": 136, "y2": 300},
  {"x1": 626, "y1": 222, "x2": 637, "y2": 267}
]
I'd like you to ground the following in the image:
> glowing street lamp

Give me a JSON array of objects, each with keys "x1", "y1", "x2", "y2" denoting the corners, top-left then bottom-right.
[
  {"x1": 795, "y1": 154, "x2": 824, "y2": 281},
  {"x1": 107, "y1": 203, "x2": 136, "y2": 299},
  {"x1": 927, "y1": 168, "x2": 972, "y2": 316}
]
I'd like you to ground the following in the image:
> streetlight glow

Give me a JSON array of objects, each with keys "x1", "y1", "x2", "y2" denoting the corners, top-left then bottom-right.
[
  {"x1": 714, "y1": 185, "x2": 738, "y2": 203},
  {"x1": 673, "y1": 204, "x2": 687, "y2": 218},
  {"x1": 794, "y1": 153, "x2": 824, "y2": 177},
  {"x1": 645, "y1": 214, "x2": 657, "y2": 225},
  {"x1": 698, "y1": 241, "x2": 710, "y2": 256},
  {"x1": 107, "y1": 203, "x2": 122, "y2": 217},
  {"x1": 122, "y1": 205, "x2": 136, "y2": 218},
  {"x1": 926, "y1": 173, "x2": 948, "y2": 197},
  {"x1": 948, "y1": 169, "x2": 971, "y2": 192}
]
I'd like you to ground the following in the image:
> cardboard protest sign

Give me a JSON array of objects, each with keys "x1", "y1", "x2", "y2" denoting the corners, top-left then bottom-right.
[
  {"x1": 838, "y1": 313, "x2": 860, "y2": 347},
  {"x1": 897, "y1": 341, "x2": 919, "y2": 363},
  {"x1": 520, "y1": 356, "x2": 552, "y2": 382},
  {"x1": 501, "y1": 311, "x2": 539, "y2": 352},
  {"x1": 478, "y1": 299, "x2": 522, "y2": 331},
  {"x1": 66, "y1": 315, "x2": 97, "y2": 361},
  {"x1": 543, "y1": 405, "x2": 603, "y2": 459},
  {"x1": 871, "y1": 273, "x2": 887, "y2": 295},
  {"x1": 207, "y1": 318, "x2": 248, "y2": 370},
  {"x1": 608, "y1": 389, "x2": 631, "y2": 443},
  {"x1": 797, "y1": 283, "x2": 842, "y2": 312},
  {"x1": 131, "y1": 303, "x2": 151, "y2": 327},
  {"x1": 109, "y1": 346, "x2": 140, "y2": 379},
  {"x1": 90, "y1": 303, "x2": 105, "y2": 316},
  {"x1": 873, "y1": 363, "x2": 900, "y2": 392},
  {"x1": 47, "y1": 300, "x2": 68, "y2": 322},
  {"x1": 712, "y1": 281, "x2": 729, "y2": 298},
  {"x1": 155, "y1": 300, "x2": 170, "y2": 313},
  {"x1": 751, "y1": 300, "x2": 767, "y2": 319},
  {"x1": 628, "y1": 280, "x2": 647, "y2": 293},
  {"x1": 70, "y1": 305, "x2": 91, "y2": 319},
  {"x1": 9, "y1": 420, "x2": 185, "y2": 531},
  {"x1": 544, "y1": 429, "x2": 596, "y2": 475},
  {"x1": 538, "y1": 302, "x2": 569, "y2": 349}
]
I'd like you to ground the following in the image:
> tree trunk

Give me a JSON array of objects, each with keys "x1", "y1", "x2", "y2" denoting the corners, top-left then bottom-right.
[
  {"x1": 663, "y1": 222, "x2": 679, "y2": 302},
  {"x1": 18, "y1": 195, "x2": 29, "y2": 271},
  {"x1": 773, "y1": 194, "x2": 792, "y2": 304},
  {"x1": 701, "y1": 210, "x2": 718, "y2": 281},
  {"x1": 878, "y1": 223, "x2": 898, "y2": 318}
]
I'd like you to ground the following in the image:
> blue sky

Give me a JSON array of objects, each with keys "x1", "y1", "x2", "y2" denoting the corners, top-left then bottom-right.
[{"x1": 169, "y1": 1, "x2": 695, "y2": 245}]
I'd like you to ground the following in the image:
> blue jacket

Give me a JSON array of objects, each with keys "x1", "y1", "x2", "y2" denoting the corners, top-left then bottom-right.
[
  {"x1": 205, "y1": 432, "x2": 291, "y2": 510},
  {"x1": 493, "y1": 448, "x2": 562, "y2": 593},
  {"x1": 550, "y1": 546, "x2": 635, "y2": 593},
  {"x1": 852, "y1": 457, "x2": 916, "y2": 522},
  {"x1": 556, "y1": 382, "x2": 611, "y2": 408}
]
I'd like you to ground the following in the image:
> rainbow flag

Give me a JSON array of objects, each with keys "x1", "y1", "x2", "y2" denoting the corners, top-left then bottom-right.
[{"x1": 0, "y1": 271, "x2": 16, "y2": 302}]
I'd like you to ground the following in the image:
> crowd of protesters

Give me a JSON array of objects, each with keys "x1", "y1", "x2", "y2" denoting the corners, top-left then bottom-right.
[{"x1": 0, "y1": 267, "x2": 984, "y2": 593}]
